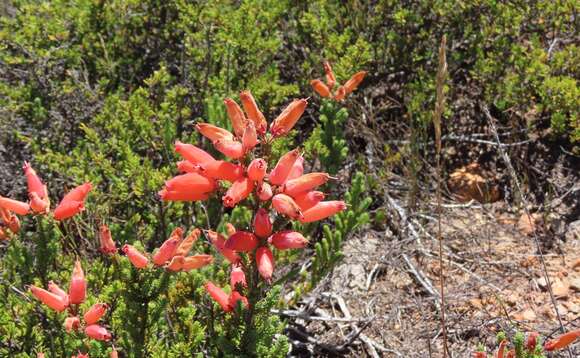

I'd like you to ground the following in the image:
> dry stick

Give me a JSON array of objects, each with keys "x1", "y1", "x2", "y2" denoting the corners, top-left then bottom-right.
[
  {"x1": 434, "y1": 35, "x2": 449, "y2": 357},
  {"x1": 483, "y1": 105, "x2": 573, "y2": 358}
]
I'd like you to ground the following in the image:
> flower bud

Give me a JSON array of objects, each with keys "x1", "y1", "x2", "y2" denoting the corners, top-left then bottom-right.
[{"x1": 253, "y1": 208, "x2": 272, "y2": 238}]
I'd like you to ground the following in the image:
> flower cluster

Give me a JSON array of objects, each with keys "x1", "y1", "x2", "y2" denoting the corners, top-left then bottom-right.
[
  {"x1": 310, "y1": 61, "x2": 367, "y2": 101},
  {"x1": 157, "y1": 90, "x2": 348, "y2": 311},
  {"x1": 474, "y1": 329, "x2": 580, "y2": 357},
  {"x1": 29, "y1": 260, "x2": 112, "y2": 342}
]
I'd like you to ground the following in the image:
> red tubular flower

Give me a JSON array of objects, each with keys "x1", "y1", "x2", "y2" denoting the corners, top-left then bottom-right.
[
  {"x1": 165, "y1": 256, "x2": 184, "y2": 271},
  {"x1": 122, "y1": 244, "x2": 149, "y2": 269},
  {"x1": 257, "y1": 182, "x2": 273, "y2": 201},
  {"x1": 174, "y1": 228, "x2": 200, "y2": 257},
  {"x1": 181, "y1": 255, "x2": 213, "y2": 271},
  {"x1": 247, "y1": 159, "x2": 267, "y2": 182},
  {"x1": 272, "y1": 194, "x2": 303, "y2": 220},
  {"x1": 224, "y1": 98, "x2": 247, "y2": 138},
  {"x1": 152, "y1": 235, "x2": 181, "y2": 266},
  {"x1": 164, "y1": 173, "x2": 216, "y2": 193},
  {"x1": 343, "y1": 71, "x2": 367, "y2": 95},
  {"x1": 0, "y1": 197, "x2": 30, "y2": 215},
  {"x1": 526, "y1": 332, "x2": 538, "y2": 352},
  {"x1": 299, "y1": 201, "x2": 347, "y2": 223},
  {"x1": 64, "y1": 316, "x2": 80, "y2": 332},
  {"x1": 270, "y1": 99, "x2": 308, "y2": 137},
  {"x1": 174, "y1": 141, "x2": 215, "y2": 165},
  {"x1": 48, "y1": 281, "x2": 69, "y2": 306},
  {"x1": 228, "y1": 291, "x2": 249, "y2": 310},
  {"x1": 496, "y1": 339, "x2": 507, "y2": 358},
  {"x1": 505, "y1": 350, "x2": 515, "y2": 358},
  {"x1": 69, "y1": 260, "x2": 86, "y2": 305},
  {"x1": 61, "y1": 182, "x2": 92, "y2": 203},
  {"x1": 472, "y1": 353, "x2": 486, "y2": 358},
  {"x1": 282, "y1": 173, "x2": 332, "y2": 197},
  {"x1": 230, "y1": 265, "x2": 246, "y2": 288},
  {"x1": 205, "y1": 282, "x2": 232, "y2": 312},
  {"x1": 268, "y1": 149, "x2": 301, "y2": 185},
  {"x1": 85, "y1": 324, "x2": 112, "y2": 341},
  {"x1": 256, "y1": 247, "x2": 274, "y2": 281},
  {"x1": 99, "y1": 225, "x2": 117, "y2": 254},
  {"x1": 269, "y1": 231, "x2": 309, "y2": 250},
  {"x1": 213, "y1": 139, "x2": 245, "y2": 159},
  {"x1": 334, "y1": 86, "x2": 346, "y2": 101},
  {"x1": 225, "y1": 231, "x2": 258, "y2": 252},
  {"x1": 207, "y1": 230, "x2": 240, "y2": 264},
  {"x1": 53, "y1": 200, "x2": 84, "y2": 221},
  {"x1": 240, "y1": 90, "x2": 267, "y2": 134},
  {"x1": 222, "y1": 177, "x2": 254, "y2": 207},
  {"x1": 30, "y1": 286, "x2": 68, "y2": 312},
  {"x1": 242, "y1": 121, "x2": 258, "y2": 153},
  {"x1": 84, "y1": 303, "x2": 108, "y2": 325},
  {"x1": 287, "y1": 156, "x2": 304, "y2": 181},
  {"x1": 311, "y1": 79, "x2": 331, "y2": 98},
  {"x1": 201, "y1": 160, "x2": 244, "y2": 183},
  {"x1": 544, "y1": 329, "x2": 580, "y2": 351},
  {"x1": 293, "y1": 191, "x2": 325, "y2": 211},
  {"x1": 253, "y1": 208, "x2": 272, "y2": 238},
  {"x1": 158, "y1": 189, "x2": 210, "y2": 202},
  {"x1": 23, "y1": 162, "x2": 47, "y2": 198},
  {"x1": 323, "y1": 61, "x2": 336, "y2": 89},
  {"x1": 176, "y1": 160, "x2": 199, "y2": 173},
  {"x1": 195, "y1": 123, "x2": 234, "y2": 142}
]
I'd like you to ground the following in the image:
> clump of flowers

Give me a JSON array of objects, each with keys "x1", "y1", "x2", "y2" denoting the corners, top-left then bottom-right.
[
  {"x1": 474, "y1": 330, "x2": 580, "y2": 357},
  {"x1": 158, "y1": 90, "x2": 347, "y2": 311},
  {"x1": 310, "y1": 61, "x2": 367, "y2": 101}
]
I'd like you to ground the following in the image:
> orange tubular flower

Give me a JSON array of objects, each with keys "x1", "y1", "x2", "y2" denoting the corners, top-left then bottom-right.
[
  {"x1": 293, "y1": 191, "x2": 325, "y2": 211},
  {"x1": 224, "y1": 98, "x2": 247, "y2": 138},
  {"x1": 310, "y1": 79, "x2": 331, "y2": 98},
  {"x1": 176, "y1": 160, "x2": 199, "y2": 173},
  {"x1": 230, "y1": 265, "x2": 246, "y2": 288},
  {"x1": 174, "y1": 228, "x2": 201, "y2": 257},
  {"x1": 272, "y1": 194, "x2": 303, "y2": 220},
  {"x1": 122, "y1": 244, "x2": 149, "y2": 269},
  {"x1": 164, "y1": 173, "x2": 216, "y2": 193},
  {"x1": 496, "y1": 339, "x2": 507, "y2": 358},
  {"x1": 195, "y1": 123, "x2": 234, "y2": 142},
  {"x1": 201, "y1": 160, "x2": 244, "y2": 183},
  {"x1": 158, "y1": 189, "x2": 210, "y2": 202},
  {"x1": 110, "y1": 350, "x2": 118, "y2": 358},
  {"x1": 544, "y1": 329, "x2": 580, "y2": 351},
  {"x1": 228, "y1": 291, "x2": 249, "y2": 310},
  {"x1": 30, "y1": 192, "x2": 50, "y2": 214},
  {"x1": 343, "y1": 71, "x2": 368, "y2": 95},
  {"x1": 526, "y1": 332, "x2": 538, "y2": 351},
  {"x1": 174, "y1": 141, "x2": 215, "y2": 165},
  {"x1": 206, "y1": 230, "x2": 240, "y2": 264},
  {"x1": 253, "y1": 208, "x2": 272, "y2": 238},
  {"x1": 61, "y1": 182, "x2": 92, "y2": 203},
  {"x1": 53, "y1": 200, "x2": 84, "y2": 221},
  {"x1": 323, "y1": 61, "x2": 336, "y2": 89},
  {"x1": 23, "y1": 162, "x2": 47, "y2": 198},
  {"x1": 268, "y1": 149, "x2": 301, "y2": 185},
  {"x1": 287, "y1": 156, "x2": 304, "y2": 181},
  {"x1": 300, "y1": 201, "x2": 347, "y2": 223},
  {"x1": 242, "y1": 121, "x2": 259, "y2": 152},
  {"x1": 69, "y1": 260, "x2": 86, "y2": 305},
  {"x1": 64, "y1": 316, "x2": 80, "y2": 332},
  {"x1": 181, "y1": 255, "x2": 213, "y2": 271},
  {"x1": 205, "y1": 282, "x2": 232, "y2": 313},
  {"x1": 257, "y1": 182, "x2": 273, "y2": 201},
  {"x1": 213, "y1": 139, "x2": 245, "y2": 159},
  {"x1": 30, "y1": 286, "x2": 68, "y2": 312},
  {"x1": 247, "y1": 158, "x2": 267, "y2": 182},
  {"x1": 165, "y1": 256, "x2": 184, "y2": 271},
  {"x1": 505, "y1": 350, "x2": 515, "y2": 358},
  {"x1": 270, "y1": 99, "x2": 308, "y2": 138},
  {"x1": 282, "y1": 172, "x2": 332, "y2": 197},
  {"x1": 152, "y1": 235, "x2": 181, "y2": 266},
  {"x1": 85, "y1": 324, "x2": 112, "y2": 341},
  {"x1": 222, "y1": 177, "x2": 254, "y2": 207},
  {"x1": 334, "y1": 86, "x2": 346, "y2": 101},
  {"x1": 48, "y1": 281, "x2": 69, "y2": 305},
  {"x1": 269, "y1": 231, "x2": 309, "y2": 250},
  {"x1": 225, "y1": 231, "x2": 258, "y2": 252},
  {"x1": 84, "y1": 303, "x2": 108, "y2": 325},
  {"x1": 240, "y1": 90, "x2": 267, "y2": 134},
  {"x1": 256, "y1": 247, "x2": 274, "y2": 281},
  {"x1": 0, "y1": 197, "x2": 30, "y2": 215},
  {"x1": 99, "y1": 225, "x2": 117, "y2": 254}
]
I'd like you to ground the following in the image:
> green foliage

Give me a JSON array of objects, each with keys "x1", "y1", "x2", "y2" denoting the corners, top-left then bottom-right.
[{"x1": 304, "y1": 101, "x2": 349, "y2": 174}]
